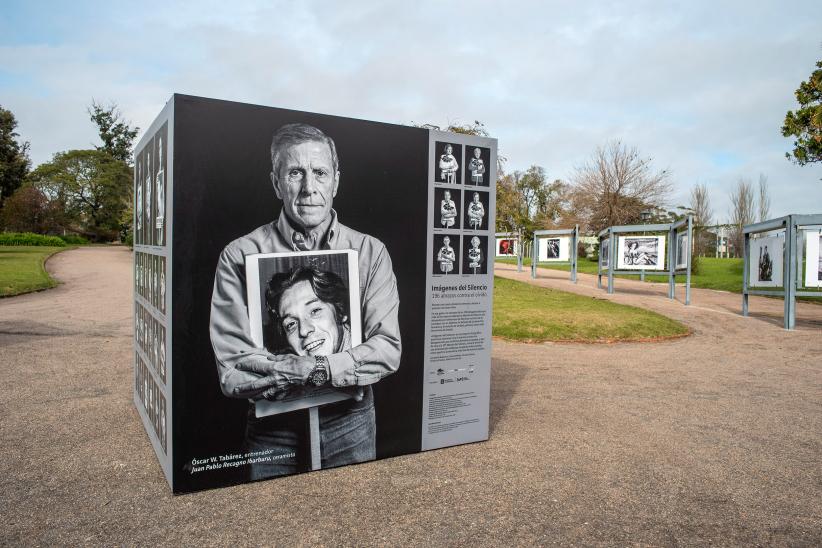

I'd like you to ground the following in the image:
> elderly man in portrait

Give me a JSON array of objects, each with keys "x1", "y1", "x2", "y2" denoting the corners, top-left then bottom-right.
[{"x1": 209, "y1": 123, "x2": 401, "y2": 480}]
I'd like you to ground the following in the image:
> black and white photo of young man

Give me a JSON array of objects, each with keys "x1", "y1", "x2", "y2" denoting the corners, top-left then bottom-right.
[
  {"x1": 759, "y1": 245, "x2": 773, "y2": 282},
  {"x1": 209, "y1": 123, "x2": 402, "y2": 480}
]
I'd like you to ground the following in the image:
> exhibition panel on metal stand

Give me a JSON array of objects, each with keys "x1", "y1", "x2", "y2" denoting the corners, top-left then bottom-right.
[
  {"x1": 531, "y1": 225, "x2": 579, "y2": 283},
  {"x1": 742, "y1": 213, "x2": 822, "y2": 330},
  {"x1": 597, "y1": 216, "x2": 693, "y2": 305}
]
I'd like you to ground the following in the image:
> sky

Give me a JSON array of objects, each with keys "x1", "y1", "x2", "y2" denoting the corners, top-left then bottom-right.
[{"x1": 1, "y1": 0, "x2": 820, "y2": 222}]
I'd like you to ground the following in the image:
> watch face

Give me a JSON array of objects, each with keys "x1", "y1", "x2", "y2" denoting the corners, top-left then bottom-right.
[{"x1": 310, "y1": 367, "x2": 328, "y2": 387}]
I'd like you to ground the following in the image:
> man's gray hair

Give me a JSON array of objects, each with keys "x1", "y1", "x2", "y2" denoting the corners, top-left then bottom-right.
[{"x1": 270, "y1": 123, "x2": 339, "y2": 176}]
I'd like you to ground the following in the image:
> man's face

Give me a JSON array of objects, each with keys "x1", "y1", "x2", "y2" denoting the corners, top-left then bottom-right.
[
  {"x1": 277, "y1": 280, "x2": 339, "y2": 357},
  {"x1": 474, "y1": 147, "x2": 481, "y2": 159},
  {"x1": 443, "y1": 237, "x2": 450, "y2": 246},
  {"x1": 473, "y1": 193, "x2": 480, "y2": 203},
  {"x1": 445, "y1": 144, "x2": 452, "y2": 155},
  {"x1": 272, "y1": 140, "x2": 339, "y2": 229},
  {"x1": 444, "y1": 191, "x2": 451, "y2": 200}
]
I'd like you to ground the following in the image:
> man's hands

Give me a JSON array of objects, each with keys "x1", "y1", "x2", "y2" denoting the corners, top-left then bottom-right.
[{"x1": 233, "y1": 354, "x2": 315, "y2": 399}]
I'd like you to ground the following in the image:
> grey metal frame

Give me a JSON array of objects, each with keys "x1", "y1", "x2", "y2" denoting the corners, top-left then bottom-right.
[
  {"x1": 596, "y1": 216, "x2": 693, "y2": 305},
  {"x1": 530, "y1": 226, "x2": 579, "y2": 283},
  {"x1": 742, "y1": 213, "x2": 822, "y2": 330}
]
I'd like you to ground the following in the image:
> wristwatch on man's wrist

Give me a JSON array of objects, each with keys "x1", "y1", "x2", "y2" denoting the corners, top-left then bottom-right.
[{"x1": 306, "y1": 355, "x2": 329, "y2": 387}]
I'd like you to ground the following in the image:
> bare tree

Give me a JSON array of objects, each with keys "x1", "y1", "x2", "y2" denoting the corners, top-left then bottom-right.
[
  {"x1": 757, "y1": 174, "x2": 771, "y2": 222},
  {"x1": 569, "y1": 140, "x2": 672, "y2": 232},
  {"x1": 729, "y1": 178, "x2": 756, "y2": 257},
  {"x1": 689, "y1": 183, "x2": 713, "y2": 256}
]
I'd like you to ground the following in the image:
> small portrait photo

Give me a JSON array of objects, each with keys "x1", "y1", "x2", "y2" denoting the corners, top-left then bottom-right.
[
  {"x1": 464, "y1": 190, "x2": 489, "y2": 231},
  {"x1": 601, "y1": 238, "x2": 610, "y2": 269},
  {"x1": 245, "y1": 250, "x2": 363, "y2": 417},
  {"x1": 462, "y1": 235, "x2": 488, "y2": 275},
  {"x1": 464, "y1": 146, "x2": 491, "y2": 187},
  {"x1": 749, "y1": 235, "x2": 783, "y2": 287},
  {"x1": 433, "y1": 234, "x2": 461, "y2": 276},
  {"x1": 434, "y1": 187, "x2": 461, "y2": 230},
  {"x1": 496, "y1": 237, "x2": 517, "y2": 257},
  {"x1": 435, "y1": 141, "x2": 462, "y2": 184},
  {"x1": 538, "y1": 236, "x2": 570, "y2": 262}
]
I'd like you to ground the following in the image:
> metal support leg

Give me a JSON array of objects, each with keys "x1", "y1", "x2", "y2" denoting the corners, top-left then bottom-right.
[
  {"x1": 742, "y1": 233, "x2": 749, "y2": 316},
  {"x1": 309, "y1": 406, "x2": 321, "y2": 471},
  {"x1": 784, "y1": 218, "x2": 796, "y2": 330},
  {"x1": 607, "y1": 234, "x2": 615, "y2": 294}
]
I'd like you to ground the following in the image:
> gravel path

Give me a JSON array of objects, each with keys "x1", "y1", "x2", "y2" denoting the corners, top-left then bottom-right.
[{"x1": 0, "y1": 247, "x2": 819, "y2": 546}]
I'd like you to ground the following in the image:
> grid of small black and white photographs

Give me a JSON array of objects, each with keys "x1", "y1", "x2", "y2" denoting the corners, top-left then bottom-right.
[
  {"x1": 136, "y1": 353, "x2": 167, "y2": 452},
  {"x1": 135, "y1": 251, "x2": 167, "y2": 315},
  {"x1": 462, "y1": 235, "x2": 488, "y2": 275},
  {"x1": 136, "y1": 302, "x2": 166, "y2": 384},
  {"x1": 464, "y1": 146, "x2": 491, "y2": 187},
  {"x1": 434, "y1": 187, "x2": 461, "y2": 230},
  {"x1": 134, "y1": 121, "x2": 168, "y2": 247},
  {"x1": 433, "y1": 233, "x2": 461, "y2": 276},
  {"x1": 434, "y1": 141, "x2": 462, "y2": 185},
  {"x1": 464, "y1": 190, "x2": 489, "y2": 231}
]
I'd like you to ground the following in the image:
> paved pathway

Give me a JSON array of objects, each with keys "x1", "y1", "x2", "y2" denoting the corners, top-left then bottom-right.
[{"x1": 0, "y1": 248, "x2": 819, "y2": 546}]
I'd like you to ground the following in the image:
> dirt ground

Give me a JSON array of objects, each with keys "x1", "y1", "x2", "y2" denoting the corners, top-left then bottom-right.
[{"x1": 0, "y1": 247, "x2": 820, "y2": 546}]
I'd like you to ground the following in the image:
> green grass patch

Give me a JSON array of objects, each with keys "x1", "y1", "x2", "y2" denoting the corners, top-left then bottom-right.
[
  {"x1": 493, "y1": 276, "x2": 689, "y2": 342},
  {"x1": 0, "y1": 246, "x2": 67, "y2": 297}
]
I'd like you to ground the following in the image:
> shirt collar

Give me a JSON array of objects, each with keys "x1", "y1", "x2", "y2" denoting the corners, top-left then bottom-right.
[{"x1": 275, "y1": 209, "x2": 340, "y2": 251}]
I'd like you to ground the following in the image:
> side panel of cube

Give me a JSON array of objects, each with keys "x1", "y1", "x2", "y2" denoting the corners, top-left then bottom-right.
[{"x1": 133, "y1": 97, "x2": 174, "y2": 488}]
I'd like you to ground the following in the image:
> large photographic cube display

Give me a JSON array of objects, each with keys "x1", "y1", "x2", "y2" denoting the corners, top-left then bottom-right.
[{"x1": 133, "y1": 95, "x2": 496, "y2": 493}]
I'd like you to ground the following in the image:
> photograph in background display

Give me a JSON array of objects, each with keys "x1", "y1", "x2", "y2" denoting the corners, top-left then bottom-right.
[
  {"x1": 676, "y1": 232, "x2": 689, "y2": 270},
  {"x1": 803, "y1": 231, "x2": 822, "y2": 287},
  {"x1": 538, "y1": 236, "x2": 570, "y2": 262},
  {"x1": 617, "y1": 236, "x2": 666, "y2": 270},
  {"x1": 496, "y1": 237, "x2": 517, "y2": 257},
  {"x1": 434, "y1": 187, "x2": 460, "y2": 229},
  {"x1": 435, "y1": 141, "x2": 462, "y2": 184},
  {"x1": 464, "y1": 146, "x2": 491, "y2": 187},
  {"x1": 748, "y1": 235, "x2": 783, "y2": 287},
  {"x1": 464, "y1": 190, "x2": 489, "y2": 230}
]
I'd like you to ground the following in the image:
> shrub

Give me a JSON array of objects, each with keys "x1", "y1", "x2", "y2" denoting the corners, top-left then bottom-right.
[
  {"x1": 0, "y1": 232, "x2": 67, "y2": 247},
  {"x1": 58, "y1": 234, "x2": 89, "y2": 245}
]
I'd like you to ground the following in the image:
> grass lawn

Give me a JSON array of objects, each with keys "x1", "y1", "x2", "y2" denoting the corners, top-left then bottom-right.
[
  {"x1": 0, "y1": 246, "x2": 67, "y2": 297},
  {"x1": 493, "y1": 276, "x2": 689, "y2": 342}
]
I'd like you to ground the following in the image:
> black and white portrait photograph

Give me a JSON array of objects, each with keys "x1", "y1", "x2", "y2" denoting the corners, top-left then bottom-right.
[
  {"x1": 538, "y1": 236, "x2": 570, "y2": 262},
  {"x1": 433, "y1": 234, "x2": 460, "y2": 275},
  {"x1": 676, "y1": 232, "x2": 689, "y2": 270},
  {"x1": 465, "y1": 146, "x2": 490, "y2": 186},
  {"x1": 435, "y1": 141, "x2": 461, "y2": 184},
  {"x1": 463, "y1": 235, "x2": 488, "y2": 274},
  {"x1": 465, "y1": 190, "x2": 489, "y2": 231},
  {"x1": 159, "y1": 97, "x2": 433, "y2": 493},
  {"x1": 749, "y1": 235, "x2": 783, "y2": 287},
  {"x1": 617, "y1": 236, "x2": 666, "y2": 270},
  {"x1": 245, "y1": 250, "x2": 363, "y2": 416},
  {"x1": 434, "y1": 187, "x2": 461, "y2": 229}
]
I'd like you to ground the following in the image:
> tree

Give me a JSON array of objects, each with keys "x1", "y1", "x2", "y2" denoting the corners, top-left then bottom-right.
[
  {"x1": 757, "y1": 174, "x2": 771, "y2": 222},
  {"x1": 0, "y1": 106, "x2": 31, "y2": 212},
  {"x1": 0, "y1": 185, "x2": 61, "y2": 233},
  {"x1": 496, "y1": 166, "x2": 566, "y2": 243},
  {"x1": 88, "y1": 101, "x2": 139, "y2": 165},
  {"x1": 729, "y1": 178, "x2": 756, "y2": 257},
  {"x1": 782, "y1": 60, "x2": 822, "y2": 167},
  {"x1": 569, "y1": 140, "x2": 672, "y2": 233},
  {"x1": 688, "y1": 183, "x2": 713, "y2": 257},
  {"x1": 27, "y1": 149, "x2": 132, "y2": 241}
]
